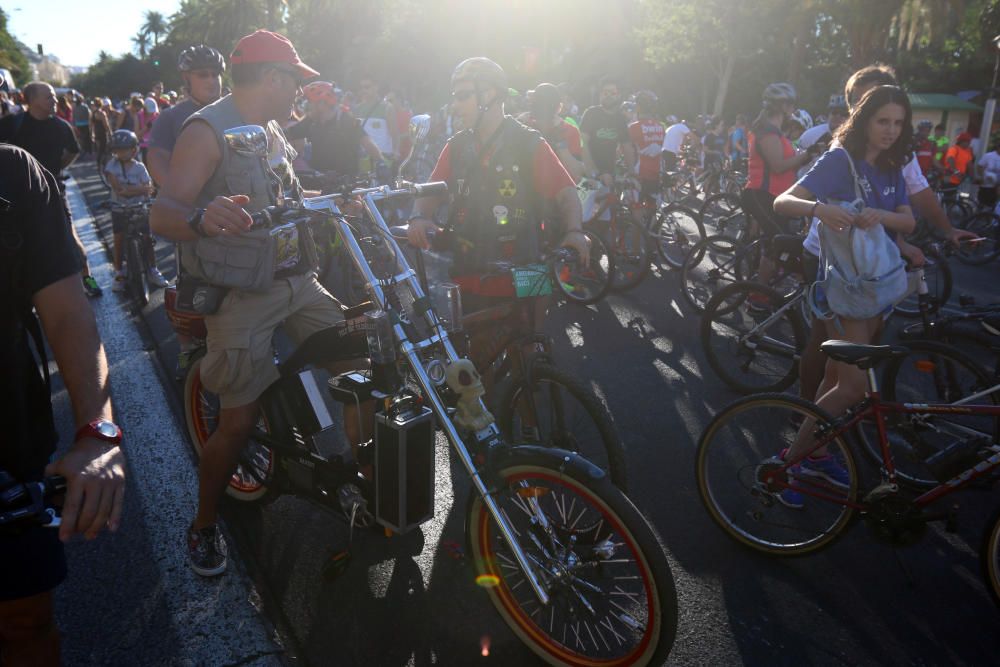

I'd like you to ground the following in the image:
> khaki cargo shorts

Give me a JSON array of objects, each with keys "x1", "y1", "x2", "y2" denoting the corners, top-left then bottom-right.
[{"x1": 200, "y1": 274, "x2": 345, "y2": 409}]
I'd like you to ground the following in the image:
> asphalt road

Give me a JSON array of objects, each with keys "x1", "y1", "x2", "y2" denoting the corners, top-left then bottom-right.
[{"x1": 69, "y1": 158, "x2": 1000, "y2": 666}]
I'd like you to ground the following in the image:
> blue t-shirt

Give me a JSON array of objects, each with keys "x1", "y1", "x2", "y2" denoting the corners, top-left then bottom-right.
[
  {"x1": 796, "y1": 147, "x2": 909, "y2": 239},
  {"x1": 729, "y1": 127, "x2": 746, "y2": 157}
]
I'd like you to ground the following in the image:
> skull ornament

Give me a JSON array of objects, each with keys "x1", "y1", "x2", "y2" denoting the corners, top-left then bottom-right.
[{"x1": 445, "y1": 359, "x2": 493, "y2": 430}]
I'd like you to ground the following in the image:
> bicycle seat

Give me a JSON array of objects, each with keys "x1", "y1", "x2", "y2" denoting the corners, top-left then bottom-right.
[{"x1": 820, "y1": 341, "x2": 909, "y2": 369}]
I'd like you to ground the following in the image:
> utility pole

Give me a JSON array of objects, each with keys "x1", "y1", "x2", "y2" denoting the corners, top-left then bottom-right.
[{"x1": 976, "y1": 35, "x2": 1000, "y2": 159}]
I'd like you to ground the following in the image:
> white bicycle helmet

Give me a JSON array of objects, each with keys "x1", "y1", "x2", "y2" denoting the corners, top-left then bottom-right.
[
  {"x1": 143, "y1": 97, "x2": 158, "y2": 114},
  {"x1": 789, "y1": 108, "x2": 813, "y2": 131},
  {"x1": 763, "y1": 82, "x2": 797, "y2": 105}
]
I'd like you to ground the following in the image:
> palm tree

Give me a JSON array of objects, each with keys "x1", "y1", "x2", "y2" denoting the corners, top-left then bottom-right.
[
  {"x1": 142, "y1": 10, "x2": 169, "y2": 47},
  {"x1": 132, "y1": 31, "x2": 150, "y2": 59}
]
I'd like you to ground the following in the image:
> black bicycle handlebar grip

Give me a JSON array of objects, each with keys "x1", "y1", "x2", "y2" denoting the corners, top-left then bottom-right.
[{"x1": 412, "y1": 181, "x2": 448, "y2": 198}]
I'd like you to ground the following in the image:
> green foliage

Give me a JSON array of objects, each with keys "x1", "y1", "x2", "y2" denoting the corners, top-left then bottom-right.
[
  {"x1": 0, "y1": 7, "x2": 29, "y2": 82},
  {"x1": 70, "y1": 54, "x2": 160, "y2": 100}
]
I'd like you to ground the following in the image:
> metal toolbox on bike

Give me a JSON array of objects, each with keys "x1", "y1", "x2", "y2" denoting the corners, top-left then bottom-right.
[{"x1": 374, "y1": 406, "x2": 435, "y2": 534}]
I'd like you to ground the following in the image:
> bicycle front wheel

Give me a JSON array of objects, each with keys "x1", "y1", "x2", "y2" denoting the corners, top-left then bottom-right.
[
  {"x1": 498, "y1": 362, "x2": 626, "y2": 490},
  {"x1": 956, "y1": 211, "x2": 1000, "y2": 265},
  {"x1": 697, "y1": 393, "x2": 859, "y2": 556},
  {"x1": 650, "y1": 203, "x2": 705, "y2": 269},
  {"x1": 981, "y1": 503, "x2": 1000, "y2": 609},
  {"x1": 700, "y1": 282, "x2": 807, "y2": 393},
  {"x1": 125, "y1": 237, "x2": 150, "y2": 308},
  {"x1": 553, "y1": 229, "x2": 614, "y2": 305},
  {"x1": 465, "y1": 455, "x2": 677, "y2": 665},
  {"x1": 680, "y1": 235, "x2": 740, "y2": 313}
]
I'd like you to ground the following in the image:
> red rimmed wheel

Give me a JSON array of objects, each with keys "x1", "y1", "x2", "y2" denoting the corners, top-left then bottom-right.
[
  {"x1": 465, "y1": 458, "x2": 676, "y2": 666},
  {"x1": 183, "y1": 354, "x2": 275, "y2": 502}
]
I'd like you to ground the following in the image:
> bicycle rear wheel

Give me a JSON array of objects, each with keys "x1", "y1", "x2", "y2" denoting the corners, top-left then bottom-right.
[
  {"x1": 498, "y1": 362, "x2": 627, "y2": 490},
  {"x1": 606, "y1": 217, "x2": 651, "y2": 292},
  {"x1": 465, "y1": 455, "x2": 677, "y2": 665},
  {"x1": 981, "y1": 503, "x2": 1000, "y2": 609},
  {"x1": 858, "y1": 340, "x2": 999, "y2": 489},
  {"x1": 955, "y1": 212, "x2": 1000, "y2": 265},
  {"x1": 650, "y1": 203, "x2": 705, "y2": 270},
  {"x1": 696, "y1": 393, "x2": 859, "y2": 556},
  {"x1": 700, "y1": 282, "x2": 807, "y2": 394},
  {"x1": 183, "y1": 355, "x2": 275, "y2": 502},
  {"x1": 553, "y1": 229, "x2": 614, "y2": 305},
  {"x1": 125, "y1": 237, "x2": 150, "y2": 308}
]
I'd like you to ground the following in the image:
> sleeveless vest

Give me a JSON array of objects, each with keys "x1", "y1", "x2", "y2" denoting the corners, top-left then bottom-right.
[
  {"x1": 445, "y1": 116, "x2": 543, "y2": 272},
  {"x1": 178, "y1": 95, "x2": 282, "y2": 276}
]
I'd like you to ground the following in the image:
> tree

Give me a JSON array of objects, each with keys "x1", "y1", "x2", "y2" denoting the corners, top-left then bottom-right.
[
  {"x1": 142, "y1": 11, "x2": 169, "y2": 47},
  {"x1": 165, "y1": 0, "x2": 268, "y2": 55},
  {"x1": 132, "y1": 31, "x2": 150, "y2": 59},
  {"x1": 0, "y1": 8, "x2": 29, "y2": 83}
]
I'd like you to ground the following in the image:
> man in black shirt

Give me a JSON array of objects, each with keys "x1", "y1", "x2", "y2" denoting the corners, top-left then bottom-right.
[
  {"x1": 0, "y1": 81, "x2": 101, "y2": 297},
  {"x1": 0, "y1": 139, "x2": 125, "y2": 664},
  {"x1": 580, "y1": 75, "x2": 635, "y2": 188},
  {"x1": 284, "y1": 80, "x2": 384, "y2": 180}
]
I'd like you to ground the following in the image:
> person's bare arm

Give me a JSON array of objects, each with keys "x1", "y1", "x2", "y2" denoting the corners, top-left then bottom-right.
[
  {"x1": 554, "y1": 147, "x2": 585, "y2": 183},
  {"x1": 581, "y1": 138, "x2": 598, "y2": 178},
  {"x1": 362, "y1": 134, "x2": 384, "y2": 163},
  {"x1": 757, "y1": 133, "x2": 810, "y2": 174},
  {"x1": 909, "y1": 186, "x2": 977, "y2": 244},
  {"x1": 146, "y1": 146, "x2": 171, "y2": 186},
  {"x1": 621, "y1": 141, "x2": 637, "y2": 174},
  {"x1": 34, "y1": 275, "x2": 125, "y2": 541},
  {"x1": 60, "y1": 149, "x2": 78, "y2": 170},
  {"x1": 150, "y1": 120, "x2": 251, "y2": 241},
  {"x1": 855, "y1": 204, "x2": 915, "y2": 234},
  {"x1": 774, "y1": 184, "x2": 857, "y2": 231}
]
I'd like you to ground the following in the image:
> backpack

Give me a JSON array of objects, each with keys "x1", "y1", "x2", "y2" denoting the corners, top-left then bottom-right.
[{"x1": 813, "y1": 148, "x2": 911, "y2": 321}]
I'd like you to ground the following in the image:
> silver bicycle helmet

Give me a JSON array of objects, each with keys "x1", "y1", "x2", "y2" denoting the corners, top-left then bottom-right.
[
  {"x1": 178, "y1": 45, "x2": 226, "y2": 73},
  {"x1": 789, "y1": 108, "x2": 813, "y2": 131},
  {"x1": 763, "y1": 82, "x2": 797, "y2": 105},
  {"x1": 109, "y1": 130, "x2": 139, "y2": 150}
]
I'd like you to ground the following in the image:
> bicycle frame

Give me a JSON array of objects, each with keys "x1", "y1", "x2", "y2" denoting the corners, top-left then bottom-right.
[
  {"x1": 777, "y1": 366, "x2": 1000, "y2": 511},
  {"x1": 300, "y1": 185, "x2": 552, "y2": 606}
]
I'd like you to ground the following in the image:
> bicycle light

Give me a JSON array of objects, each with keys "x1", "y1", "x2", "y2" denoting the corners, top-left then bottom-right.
[
  {"x1": 374, "y1": 404, "x2": 435, "y2": 534},
  {"x1": 430, "y1": 282, "x2": 462, "y2": 332},
  {"x1": 365, "y1": 309, "x2": 396, "y2": 363}
]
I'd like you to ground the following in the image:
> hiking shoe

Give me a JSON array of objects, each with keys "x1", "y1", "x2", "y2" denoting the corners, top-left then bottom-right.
[
  {"x1": 112, "y1": 271, "x2": 126, "y2": 293},
  {"x1": 147, "y1": 267, "x2": 171, "y2": 288},
  {"x1": 800, "y1": 454, "x2": 850, "y2": 489},
  {"x1": 82, "y1": 275, "x2": 103, "y2": 297},
  {"x1": 187, "y1": 523, "x2": 228, "y2": 577}
]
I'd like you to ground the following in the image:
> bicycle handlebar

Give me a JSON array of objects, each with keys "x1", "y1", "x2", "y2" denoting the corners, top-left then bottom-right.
[{"x1": 0, "y1": 474, "x2": 67, "y2": 531}]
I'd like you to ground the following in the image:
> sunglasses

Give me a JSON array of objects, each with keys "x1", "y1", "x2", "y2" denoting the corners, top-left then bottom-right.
[
  {"x1": 268, "y1": 65, "x2": 306, "y2": 86},
  {"x1": 451, "y1": 89, "x2": 476, "y2": 102}
]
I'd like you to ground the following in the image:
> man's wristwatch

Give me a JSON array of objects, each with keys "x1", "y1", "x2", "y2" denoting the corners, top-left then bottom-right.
[
  {"x1": 187, "y1": 208, "x2": 207, "y2": 237},
  {"x1": 74, "y1": 419, "x2": 123, "y2": 446}
]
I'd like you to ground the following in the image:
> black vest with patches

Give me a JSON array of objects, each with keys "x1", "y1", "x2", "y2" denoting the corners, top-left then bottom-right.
[{"x1": 445, "y1": 117, "x2": 544, "y2": 272}]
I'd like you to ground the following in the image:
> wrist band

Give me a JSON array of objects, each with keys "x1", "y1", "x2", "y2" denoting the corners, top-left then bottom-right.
[{"x1": 809, "y1": 201, "x2": 820, "y2": 219}]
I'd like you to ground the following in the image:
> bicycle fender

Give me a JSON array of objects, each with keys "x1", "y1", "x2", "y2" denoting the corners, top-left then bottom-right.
[{"x1": 488, "y1": 445, "x2": 606, "y2": 485}]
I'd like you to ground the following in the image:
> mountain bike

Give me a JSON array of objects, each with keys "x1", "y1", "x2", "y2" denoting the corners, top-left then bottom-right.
[
  {"x1": 580, "y1": 177, "x2": 652, "y2": 291},
  {"x1": 103, "y1": 200, "x2": 155, "y2": 309},
  {"x1": 696, "y1": 340, "x2": 1000, "y2": 605},
  {"x1": 178, "y1": 125, "x2": 678, "y2": 665}
]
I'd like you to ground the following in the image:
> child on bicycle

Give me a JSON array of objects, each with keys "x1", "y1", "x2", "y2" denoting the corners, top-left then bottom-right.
[{"x1": 105, "y1": 130, "x2": 166, "y2": 292}]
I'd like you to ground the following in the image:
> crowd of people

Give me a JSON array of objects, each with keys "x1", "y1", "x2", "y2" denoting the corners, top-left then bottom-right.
[{"x1": 3, "y1": 24, "x2": 1000, "y2": 663}]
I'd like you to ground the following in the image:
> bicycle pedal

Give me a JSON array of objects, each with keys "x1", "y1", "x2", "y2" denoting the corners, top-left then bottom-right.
[{"x1": 322, "y1": 549, "x2": 351, "y2": 580}]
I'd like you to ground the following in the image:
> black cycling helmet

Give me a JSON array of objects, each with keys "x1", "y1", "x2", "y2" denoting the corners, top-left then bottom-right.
[
  {"x1": 109, "y1": 130, "x2": 139, "y2": 151},
  {"x1": 178, "y1": 45, "x2": 226, "y2": 73}
]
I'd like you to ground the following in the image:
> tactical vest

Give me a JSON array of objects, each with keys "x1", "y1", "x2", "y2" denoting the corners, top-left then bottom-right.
[
  {"x1": 445, "y1": 117, "x2": 543, "y2": 272},
  {"x1": 178, "y1": 95, "x2": 294, "y2": 277}
]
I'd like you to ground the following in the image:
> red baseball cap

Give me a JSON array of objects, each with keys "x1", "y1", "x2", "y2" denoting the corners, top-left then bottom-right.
[
  {"x1": 957, "y1": 132, "x2": 973, "y2": 144},
  {"x1": 230, "y1": 30, "x2": 319, "y2": 80}
]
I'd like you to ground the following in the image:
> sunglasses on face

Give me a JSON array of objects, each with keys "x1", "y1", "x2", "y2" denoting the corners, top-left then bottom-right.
[
  {"x1": 268, "y1": 66, "x2": 305, "y2": 87},
  {"x1": 451, "y1": 89, "x2": 476, "y2": 102}
]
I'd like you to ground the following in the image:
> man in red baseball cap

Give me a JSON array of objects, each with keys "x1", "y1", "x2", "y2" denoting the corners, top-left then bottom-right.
[
  {"x1": 943, "y1": 132, "x2": 974, "y2": 186},
  {"x1": 152, "y1": 31, "x2": 370, "y2": 578}
]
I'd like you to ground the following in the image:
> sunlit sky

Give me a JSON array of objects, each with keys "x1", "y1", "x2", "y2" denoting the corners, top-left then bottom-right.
[{"x1": 5, "y1": 0, "x2": 181, "y2": 68}]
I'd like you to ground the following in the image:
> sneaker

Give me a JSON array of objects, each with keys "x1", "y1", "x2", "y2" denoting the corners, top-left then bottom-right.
[
  {"x1": 147, "y1": 267, "x2": 171, "y2": 288},
  {"x1": 82, "y1": 275, "x2": 103, "y2": 297},
  {"x1": 746, "y1": 291, "x2": 772, "y2": 314},
  {"x1": 799, "y1": 454, "x2": 851, "y2": 489},
  {"x1": 776, "y1": 448, "x2": 804, "y2": 509},
  {"x1": 187, "y1": 523, "x2": 228, "y2": 577},
  {"x1": 174, "y1": 348, "x2": 197, "y2": 381},
  {"x1": 112, "y1": 271, "x2": 126, "y2": 293}
]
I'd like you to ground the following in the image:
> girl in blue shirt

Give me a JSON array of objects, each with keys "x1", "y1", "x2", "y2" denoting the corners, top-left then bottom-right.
[{"x1": 771, "y1": 85, "x2": 916, "y2": 507}]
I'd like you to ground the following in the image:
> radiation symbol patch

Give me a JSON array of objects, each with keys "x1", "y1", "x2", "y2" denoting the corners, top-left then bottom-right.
[{"x1": 498, "y1": 179, "x2": 517, "y2": 197}]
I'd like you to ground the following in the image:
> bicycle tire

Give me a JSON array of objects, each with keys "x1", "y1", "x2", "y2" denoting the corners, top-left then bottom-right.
[
  {"x1": 465, "y1": 454, "x2": 677, "y2": 665},
  {"x1": 680, "y1": 235, "x2": 740, "y2": 313},
  {"x1": 125, "y1": 237, "x2": 150, "y2": 308},
  {"x1": 981, "y1": 502, "x2": 1000, "y2": 610},
  {"x1": 553, "y1": 229, "x2": 614, "y2": 305},
  {"x1": 945, "y1": 198, "x2": 975, "y2": 227},
  {"x1": 497, "y1": 361, "x2": 627, "y2": 491},
  {"x1": 858, "y1": 339, "x2": 999, "y2": 489},
  {"x1": 700, "y1": 282, "x2": 807, "y2": 394},
  {"x1": 183, "y1": 355, "x2": 276, "y2": 503},
  {"x1": 650, "y1": 203, "x2": 705, "y2": 270},
  {"x1": 696, "y1": 393, "x2": 859, "y2": 556},
  {"x1": 955, "y1": 211, "x2": 1000, "y2": 265},
  {"x1": 606, "y1": 217, "x2": 651, "y2": 292},
  {"x1": 893, "y1": 250, "x2": 952, "y2": 318}
]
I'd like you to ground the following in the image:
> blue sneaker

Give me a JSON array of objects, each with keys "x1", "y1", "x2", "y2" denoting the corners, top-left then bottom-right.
[
  {"x1": 777, "y1": 482, "x2": 804, "y2": 509},
  {"x1": 799, "y1": 454, "x2": 850, "y2": 489}
]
